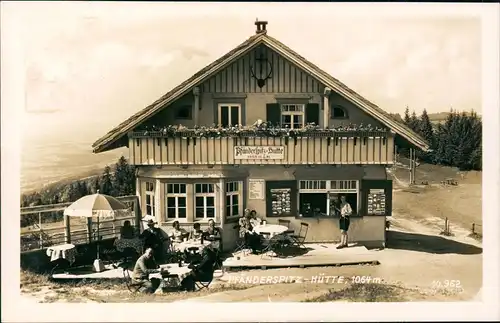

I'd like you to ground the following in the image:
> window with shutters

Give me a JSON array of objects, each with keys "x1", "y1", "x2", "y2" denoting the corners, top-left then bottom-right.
[
  {"x1": 280, "y1": 104, "x2": 305, "y2": 129},
  {"x1": 218, "y1": 104, "x2": 241, "y2": 127}
]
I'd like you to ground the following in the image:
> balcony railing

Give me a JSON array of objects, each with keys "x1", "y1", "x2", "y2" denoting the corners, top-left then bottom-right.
[
  {"x1": 128, "y1": 126, "x2": 395, "y2": 166},
  {"x1": 20, "y1": 195, "x2": 140, "y2": 252}
]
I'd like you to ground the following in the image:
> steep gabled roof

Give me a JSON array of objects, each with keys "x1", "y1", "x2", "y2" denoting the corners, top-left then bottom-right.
[{"x1": 92, "y1": 31, "x2": 429, "y2": 153}]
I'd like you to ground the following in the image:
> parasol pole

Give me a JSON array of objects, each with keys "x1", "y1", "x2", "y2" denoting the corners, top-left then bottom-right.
[{"x1": 96, "y1": 213, "x2": 100, "y2": 259}]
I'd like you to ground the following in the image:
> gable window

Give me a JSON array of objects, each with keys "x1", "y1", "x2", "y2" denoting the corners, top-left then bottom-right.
[
  {"x1": 145, "y1": 181, "x2": 155, "y2": 217},
  {"x1": 218, "y1": 104, "x2": 241, "y2": 127},
  {"x1": 165, "y1": 183, "x2": 187, "y2": 220},
  {"x1": 175, "y1": 105, "x2": 192, "y2": 120},
  {"x1": 331, "y1": 105, "x2": 348, "y2": 119},
  {"x1": 281, "y1": 104, "x2": 305, "y2": 129},
  {"x1": 195, "y1": 183, "x2": 216, "y2": 219}
]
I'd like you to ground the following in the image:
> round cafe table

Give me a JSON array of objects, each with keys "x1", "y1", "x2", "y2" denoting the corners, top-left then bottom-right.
[
  {"x1": 46, "y1": 243, "x2": 77, "y2": 265},
  {"x1": 253, "y1": 224, "x2": 288, "y2": 238}
]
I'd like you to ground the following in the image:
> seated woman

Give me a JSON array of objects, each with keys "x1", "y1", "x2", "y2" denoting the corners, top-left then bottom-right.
[
  {"x1": 239, "y1": 213, "x2": 262, "y2": 254},
  {"x1": 189, "y1": 223, "x2": 204, "y2": 241},
  {"x1": 169, "y1": 221, "x2": 187, "y2": 243},
  {"x1": 120, "y1": 220, "x2": 136, "y2": 239},
  {"x1": 249, "y1": 210, "x2": 262, "y2": 227}
]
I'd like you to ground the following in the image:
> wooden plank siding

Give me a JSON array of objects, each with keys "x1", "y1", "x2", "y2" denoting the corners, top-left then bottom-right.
[
  {"x1": 201, "y1": 44, "x2": 322, "y2": 94},
  {"x1": 128, "y1": 136, "x2": 395, "y2": 166}
]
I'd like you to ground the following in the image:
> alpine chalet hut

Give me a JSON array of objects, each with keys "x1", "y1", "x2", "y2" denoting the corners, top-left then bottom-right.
[{"x1": 92, "y1": 21, "x2": 429, "y2": 250}]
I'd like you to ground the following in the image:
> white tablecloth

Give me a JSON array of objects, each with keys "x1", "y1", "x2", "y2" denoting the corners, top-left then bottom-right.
[
  {"x1": 46, "y1": 244, "x2": 77, "y2": 265},
  {"x1": 114, "y1": 238, "x2": 144, "y2": 254},
  {"x1": 253, "y1": 224, "x2": 288, "y2": 238},
  {"x1": 171, "y1": 240, "x2": 218, "y2": 253},
  {"x1": 150, "y1": 263, "x2": 193, "y2": 287}
]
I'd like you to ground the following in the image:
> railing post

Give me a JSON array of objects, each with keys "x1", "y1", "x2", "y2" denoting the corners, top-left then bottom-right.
[
  {"x1": 87, "y1": 217, "x2": 93, "y2": 243},
  {"x1": 63, "y1": 213, "x2": 71, "y2": 244},
  {"x1": 472, "y1": 223, "x2": 475, "y2": 234},
  {"x1": 38, "y1": 212, "x2": 43, "y2": 249}
]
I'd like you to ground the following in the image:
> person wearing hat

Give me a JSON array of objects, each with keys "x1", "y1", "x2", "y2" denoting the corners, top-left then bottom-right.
[{"x1": 140, "y1": 219, "x2": 168, "y2": 263}]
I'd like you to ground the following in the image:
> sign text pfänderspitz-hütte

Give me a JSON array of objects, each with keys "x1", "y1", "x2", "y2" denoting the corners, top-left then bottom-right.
[{"x1": 234, "y1": 146, "x2": 285, "y2": 160}]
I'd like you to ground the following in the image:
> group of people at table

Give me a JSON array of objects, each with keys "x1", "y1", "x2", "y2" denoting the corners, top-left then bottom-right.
[
  {"x1": 119, "y1": 209, "x2": 267, "y2": 293},
  {"x1": 119, "y1": 218, "x2": 221, "y2": 263},
  {"x1": 119, "y1": 219, "x2": 221, "y2": 294}
]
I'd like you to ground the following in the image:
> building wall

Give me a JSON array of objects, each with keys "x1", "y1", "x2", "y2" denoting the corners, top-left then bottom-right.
[
  {"x1": 200, "y1": 44, "x2": 323, "y2": 94},
  {"x1": 132, "y1": 44, "x2": 385, "y2": 130},
  {"x1": 136, "y1": 164, "x2": 387, "y2": 250}
]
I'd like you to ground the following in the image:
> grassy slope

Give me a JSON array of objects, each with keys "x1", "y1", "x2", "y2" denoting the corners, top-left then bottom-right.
[{"x1": 389, "y1": 162, "x2": 482, "y2": 234}]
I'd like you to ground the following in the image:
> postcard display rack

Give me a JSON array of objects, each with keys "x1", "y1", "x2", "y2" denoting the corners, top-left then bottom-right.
[
  {"x1": 270, "y1": 188, "x2": 292, "y2": 216},
  {"x1": 367, "y1": 189, "x2": 386, "y2": 215}
]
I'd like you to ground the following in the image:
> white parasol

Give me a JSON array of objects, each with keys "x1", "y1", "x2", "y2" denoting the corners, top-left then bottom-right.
[{"x1": 63, "y1": 191, "x2": 130, "y2": 259}]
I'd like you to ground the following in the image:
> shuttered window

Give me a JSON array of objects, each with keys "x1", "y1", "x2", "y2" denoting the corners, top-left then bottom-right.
[
  {"x1": 266, "y1": 103, "x2": 281, "y2": 125},
  {"x1": 361, "y1": 179, "x2": 393, "y2": 216},
  {"x1": 305, "y1": 103, "x2": 320, "y2": 125},
  {"x1": 266, "y1": 180, "x2": 298, "y2": 217}
]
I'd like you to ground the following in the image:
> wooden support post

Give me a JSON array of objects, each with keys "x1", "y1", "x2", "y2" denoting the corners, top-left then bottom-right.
[
  {"x1": 409, "y1": 148, "x2": 413, "y2": 184},
  {"x1": 322, "y1": 87, "x2": 331, "y2": 128},
  {"x1": 63, "y1": 213, "x2": 71, "y2": 244},
  {"x1": 472, "y1": 223, "x2": 475, "y2": 234},
  {"x1": 134, "y1": 196, "x2": 141, "y2": 233},
  {"x1": 193, "y1": 87, "x2": 200, "y2": 126}
]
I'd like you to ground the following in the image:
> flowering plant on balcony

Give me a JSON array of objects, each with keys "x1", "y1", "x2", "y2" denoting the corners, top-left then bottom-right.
[{"x1": 132, "y1": 122, "x2": 388, "y2": 138}]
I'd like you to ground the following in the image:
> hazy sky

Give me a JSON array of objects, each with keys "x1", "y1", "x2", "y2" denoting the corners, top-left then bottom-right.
[{"x1": 3, "y1": 2, "x2": 482, "y2": 141}]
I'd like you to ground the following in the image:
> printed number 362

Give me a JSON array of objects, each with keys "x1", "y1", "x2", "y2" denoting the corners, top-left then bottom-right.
[{"x1": 432, "y1": 280, "x2": 462, "y2": 288}]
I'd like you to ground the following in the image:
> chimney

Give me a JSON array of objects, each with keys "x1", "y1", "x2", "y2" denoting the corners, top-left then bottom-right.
[{"x1": 255, "y1": 19, "x2": 268, "y2": 34}]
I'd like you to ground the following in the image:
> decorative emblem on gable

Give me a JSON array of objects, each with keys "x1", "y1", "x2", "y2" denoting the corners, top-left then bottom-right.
[{"x1": 250, "y1": 49, "x2": 273, "y2": 88}]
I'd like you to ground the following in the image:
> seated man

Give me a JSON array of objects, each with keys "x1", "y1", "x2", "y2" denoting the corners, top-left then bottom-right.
[
  {"x1": 204, "y1": 219, "x2": 222, "y2": 251},
  {"x1": 180, "y1": 247, "x2": 218, "y2": 291},
  {"x1": 120, "y1": 220, "x2": 136, "y2": 239},
  {"x1": 239, "y1": 213, "x2": 262, "y2": 254},
  {"x1": 132, "y1": 247, "x2": 161, "y2": 294},
  {"x1": 189, "y1": 222, "x2": 203, "y2": 241}
]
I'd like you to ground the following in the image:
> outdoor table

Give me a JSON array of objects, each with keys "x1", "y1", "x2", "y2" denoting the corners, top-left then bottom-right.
[
  {"x1": 253, "y1": 224, "x2": 288, "y2": 238},
  {"x1": 150, "y1": 263, "x2": 193, "y2": 289},
  {"x1": 114, "y1": 238, "x2": 144, "y2": 254},
  {"x1": 46, "y1": 243, "x2": 77, "y2": 265},
  {"x1": 171, "y1": 240, "x2": 217, "y2": 253}
]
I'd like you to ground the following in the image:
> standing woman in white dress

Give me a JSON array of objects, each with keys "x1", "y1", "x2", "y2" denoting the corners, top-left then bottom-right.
[{"x1": 337, "y1": 195, "x2": 353, "y2": 249}]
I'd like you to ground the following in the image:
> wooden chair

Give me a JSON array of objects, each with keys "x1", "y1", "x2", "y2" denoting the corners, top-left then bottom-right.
[
  {"x1": 290, "y1": 222, "x2": 309, "y2": 249},
  {"x1": 260, "y1": 234, "x2": 287, "y2": 259},
  {"x1": 189, "y1": 253, "x2": 217, "y2": 291},
  {"x1": 121, "y1": 264, "x2": 146, "y2": 293},
  {"x1": 233, "y1": 224, "x2": 250, "y2": 256},
  {"x1": 278, "y1": 219, "x2": 295, "y2": 234}
]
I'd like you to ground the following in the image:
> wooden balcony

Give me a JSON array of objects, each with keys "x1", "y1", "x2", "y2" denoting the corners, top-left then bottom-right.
[{"x1": 128, "y1": 130, "x2": 395, "y2": 166}]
